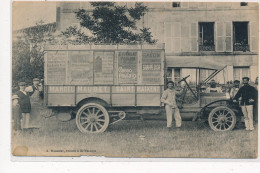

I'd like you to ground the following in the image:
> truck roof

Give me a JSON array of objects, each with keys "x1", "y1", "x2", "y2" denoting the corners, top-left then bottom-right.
[{"x1": 166, "y1": 56, "x2": 225, "y2": 70}]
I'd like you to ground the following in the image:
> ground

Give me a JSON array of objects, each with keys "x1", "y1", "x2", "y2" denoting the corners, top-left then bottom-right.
[{"x1": 12, "y1": 112, "x2": 258, "y2": 158}]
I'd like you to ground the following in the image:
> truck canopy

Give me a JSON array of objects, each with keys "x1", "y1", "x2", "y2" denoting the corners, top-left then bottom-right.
[{"x1": 166, "y1": 56, "x2": 225, "y2": 70}]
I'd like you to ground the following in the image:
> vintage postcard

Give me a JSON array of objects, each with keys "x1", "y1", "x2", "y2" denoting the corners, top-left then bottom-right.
[{"x1": 12, "y1": 1, "x2": 258, "y2": 158}]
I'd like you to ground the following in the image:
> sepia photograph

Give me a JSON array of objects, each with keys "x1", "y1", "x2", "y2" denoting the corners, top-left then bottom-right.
[{"x1": 11, "y1": 0, "x2": 258, "y2": 158}]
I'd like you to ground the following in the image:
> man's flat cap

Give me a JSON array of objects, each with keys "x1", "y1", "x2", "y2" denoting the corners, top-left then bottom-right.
[
  {"x1": 33, "y1": 78, "x2": 40, "y2": 81},
  {"x1": 242, "y1": 77, "x2": 250, "y2": 81},
  {"x1": 18, "y1": 82, "x2": 26, "y2": 86}
]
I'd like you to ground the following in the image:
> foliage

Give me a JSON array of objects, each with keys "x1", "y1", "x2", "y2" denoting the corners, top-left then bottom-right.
[
  {"x1": 12, "y1": 21, "x2": 55, "y2": 89},
  {"x1": 62, "y1": 2, "x2": 157, "y2": 44}
]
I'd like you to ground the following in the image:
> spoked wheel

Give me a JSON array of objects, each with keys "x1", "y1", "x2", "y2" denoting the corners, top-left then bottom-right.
[
  {"x1": 76, "y1": 103, "x2": 109, "y2": 134},
  {"x1": 208, "y1": 106, "x2": 236, "y2": 132}
]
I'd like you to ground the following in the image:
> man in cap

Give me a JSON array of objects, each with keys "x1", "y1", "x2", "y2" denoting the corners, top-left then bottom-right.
[
  {"x1": 229, "y1": 80, "x2": 240, "y2": 99},
  {"x1": 26, "y1": 78, "x2": 43, "y2": 100},
  {"x1": 161, "y1": 81, "x2": 182, "y2": 130},
  {"x1": 25, "y1": 78, "x2": 43, "y2": 128},
  {"x1": 16, "y1": 82, "x2": 31, "y2": 129},
  {"x1": 233, "y1": 77, "x2": 257, "y2": 131}
]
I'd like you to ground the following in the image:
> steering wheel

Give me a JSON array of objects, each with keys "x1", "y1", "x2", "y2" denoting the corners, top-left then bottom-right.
[{"x1": 178, "y1": 75, "x2": 190, "y2": 83}]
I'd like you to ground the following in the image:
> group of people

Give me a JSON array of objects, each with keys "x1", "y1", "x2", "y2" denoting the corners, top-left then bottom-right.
[
  {"x1": 161, "y1": 77, "x2": 258, "y2": 131},
  {"x1": 12, "y1": 78, "x2": 43, "y2": 133}
]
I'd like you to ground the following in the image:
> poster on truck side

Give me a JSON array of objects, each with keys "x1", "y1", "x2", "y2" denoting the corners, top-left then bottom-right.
[
  {"x1": 142, "y1": 50, "x2": 162, "y2": 84},
  {"x1": 94, "y1": 51, "x2": 114, "y2": 85},
  {"x1": 118, "y1": 51, "x2": 138, "y2": 84},
  {"x1": 68, "y1": 51, "x2": 93, "y2": 85},
  {"x1": 46, "y1": 51, "x2": 67, "y2": 85}
]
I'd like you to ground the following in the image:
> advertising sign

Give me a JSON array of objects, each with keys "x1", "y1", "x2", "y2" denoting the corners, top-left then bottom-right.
[
  {"x1": 46, "y1": 51, "x2": 67, "y2": 84},
  {"x1": 118, "y1": 51, "x2": 138, "y2": 84},
  {"x1": 142, "y1": 50, "x2": 162, "y2": 84},
  {"x1": 69, "y1": 51, "x2": 93, "y2": 85},
  {"x1": 94, "y1": 51, "x2": 114, "y2": 85}
]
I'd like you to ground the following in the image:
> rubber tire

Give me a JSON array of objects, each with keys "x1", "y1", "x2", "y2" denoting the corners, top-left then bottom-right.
[
  {"x1": 208, "y1": 106, "x2": 236, "y2": 132},
  {"x1": 76, "y1": 103, "x2": 109, "y2": 134}
]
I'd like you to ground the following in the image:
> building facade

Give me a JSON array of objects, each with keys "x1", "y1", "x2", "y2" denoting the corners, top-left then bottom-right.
[{"x1": 56, "y1": 1, "x2": 259, "y2": 84}]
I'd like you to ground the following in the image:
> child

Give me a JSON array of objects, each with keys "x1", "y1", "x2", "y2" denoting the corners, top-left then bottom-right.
[{"x1": 12, "y1": 95, "x2": 21, "y2": 133}]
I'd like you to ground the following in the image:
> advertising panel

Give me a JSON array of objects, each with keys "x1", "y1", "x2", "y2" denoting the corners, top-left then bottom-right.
[
  {"x1": 142, "y1": 50, "x2": 162, "y2": 84},
  {"x1": 69, "y1": 51, "x2": 93, "y2": 85},
  {"x1": 94, "y1": 51, "x2": 114, "y2": 85},
  {"x1": 118, "y1": 51, "x2": 138, "y2": 84},
  {"x1": 46, "y1": 51, "x2": 67, "y2": 84}
]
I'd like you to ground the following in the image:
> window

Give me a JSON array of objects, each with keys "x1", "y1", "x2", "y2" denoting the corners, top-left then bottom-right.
[
  {"x1": 240, "y1": 2, "x2": 248, "y2": 6},
  {"x1": 199, "y1": 22, "x2": 215, "y2": 51},
  {"x1": 172, "y1": 2, "x2": 180, "y2": 7},
  {"x1": 174, "y1": 68, "x2": 181, "y2": 81},
  {"x1": 166, "y1": 68, "x2": 181, "y2": 82},
  {"x1": 166, "y1": 68, "x2": 172, "y2": 82},
  {"x1": 233, "y1": 22, "x2": 249, "y2": 51},
  {"x1": 233, "y1": 67, "x2": 250, "y2": 81}
]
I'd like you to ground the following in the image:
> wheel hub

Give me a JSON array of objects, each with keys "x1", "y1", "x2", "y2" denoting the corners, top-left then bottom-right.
[
  {"x1": 218, "y1": 115, "x2": 226, "y2": 124},
  {"x1": 90, "y1": 117, "x2": 96, "y2": 123}
]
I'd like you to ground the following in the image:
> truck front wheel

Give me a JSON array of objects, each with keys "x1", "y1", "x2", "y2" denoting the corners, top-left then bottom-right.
[
  {"x1": 76, "y1": 103, "x2": 109, "y2": 133},
  {"x1": 208, "y1": 106, "x2": 236, "y2": 132}
]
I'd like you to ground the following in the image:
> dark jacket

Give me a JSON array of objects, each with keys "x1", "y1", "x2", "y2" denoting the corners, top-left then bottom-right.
[
  {"x1": 233, "y1": 84, "x2": 257, "y2": 106},
  {"x1": 16, "y1": 91, "x2": 31, "y2": 113}
]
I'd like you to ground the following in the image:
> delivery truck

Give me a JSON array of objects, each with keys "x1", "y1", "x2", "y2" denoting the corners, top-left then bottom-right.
[{"x1": 44, "y1": 44, "x2": 166, "y2": 133}]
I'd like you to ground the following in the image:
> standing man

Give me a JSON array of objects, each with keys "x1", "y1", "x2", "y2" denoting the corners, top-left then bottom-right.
[
  {"x1": 26, "y1": 78, "x2": 43, "y2": 128},
  {"x1": 16, "y1": 82, "x2": 31, "y2": 129},
  {"x1": 233, "y1": 77, "x2": 257, "y2": 131},
  {"x1": 161, "y1": 81, "x2": 182, "y2": 130}
]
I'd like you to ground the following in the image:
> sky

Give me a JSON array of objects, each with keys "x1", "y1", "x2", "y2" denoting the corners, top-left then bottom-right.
[{"x1": 12, "y1": 1, "x2": 56, "y2": 31}]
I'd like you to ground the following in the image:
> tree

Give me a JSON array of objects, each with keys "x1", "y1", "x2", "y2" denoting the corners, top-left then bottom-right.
[
  {"x1": 12, "y1": 21, "x2": 55, "y2": 89},
  {"x1": 62, "y1": 2, "x2": 156, "y2": 44}
]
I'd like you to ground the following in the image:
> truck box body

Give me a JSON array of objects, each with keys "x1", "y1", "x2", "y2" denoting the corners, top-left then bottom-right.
[{"x1": 44, "y1": 44, "x2": 165, "y2": 107}]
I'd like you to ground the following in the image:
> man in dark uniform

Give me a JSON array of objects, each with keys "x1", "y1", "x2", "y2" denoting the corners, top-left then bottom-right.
[
  {"x1": 233, "y1": 77, "x2": 257, "y2": 131},
  {"x1": 16, "y1": 82, "x2": 31, "y2": 129}
]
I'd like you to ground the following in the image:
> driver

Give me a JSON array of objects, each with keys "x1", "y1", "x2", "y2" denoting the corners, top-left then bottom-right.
[
  {"x1": 161, "y1": 81, "x2": 182, "y2": 130},
  {"x1": 206, "y1": 79, "x2": 222, "y2": 93}
]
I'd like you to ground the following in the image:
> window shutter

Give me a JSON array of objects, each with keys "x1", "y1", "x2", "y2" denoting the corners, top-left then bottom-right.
[
  {"x1": 224, "y1": 22, "x2": 232, "y2": 52},
  {"x1": 216, "y1": 22, "x2": 224, "y2": 52},
  {"x1": 250, "y1": 66, "x2": 258, "y2": 82},
  {"x1": 172, "y1": 22, "x2": 181, "y2": 52},
  {"x1": 181, "y1": 23, "x2": 190, "y2": 52},
  {"x1": 165, "y1": 22, "x2": 172, "y2": 52},
  {"x1": 190, "y1": 23, "x2": 198, "y2": 52},
  {"x1": 189, "y1": 2, "x2": 198, "y2": 8},
  {"x1": 157, "y1": 22, "x2": 164, "y2": 43},
  {"x1": 207, "y1": 2, "x2": 215, "y2": 8},
  {"x1": 250, "y1": 21, "x2": 258, "y2": 52},
  {"x1": 164, "y1": 22, "x2": 173, "y2": 52},
  {"x1": 181, "y1": 2, "x2": 189, "y2": 8},
  {"x1": 198, "y1": 2, "x2": 206, "y2": 8}
]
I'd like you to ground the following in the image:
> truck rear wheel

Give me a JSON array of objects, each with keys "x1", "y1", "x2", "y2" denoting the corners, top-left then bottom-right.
[
  {"x1": 76, "y1": 103, "x2": 109, "y2": 133},
  {"x1": 208, "y1": 106, "x2": 236, "y2": 132}
]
